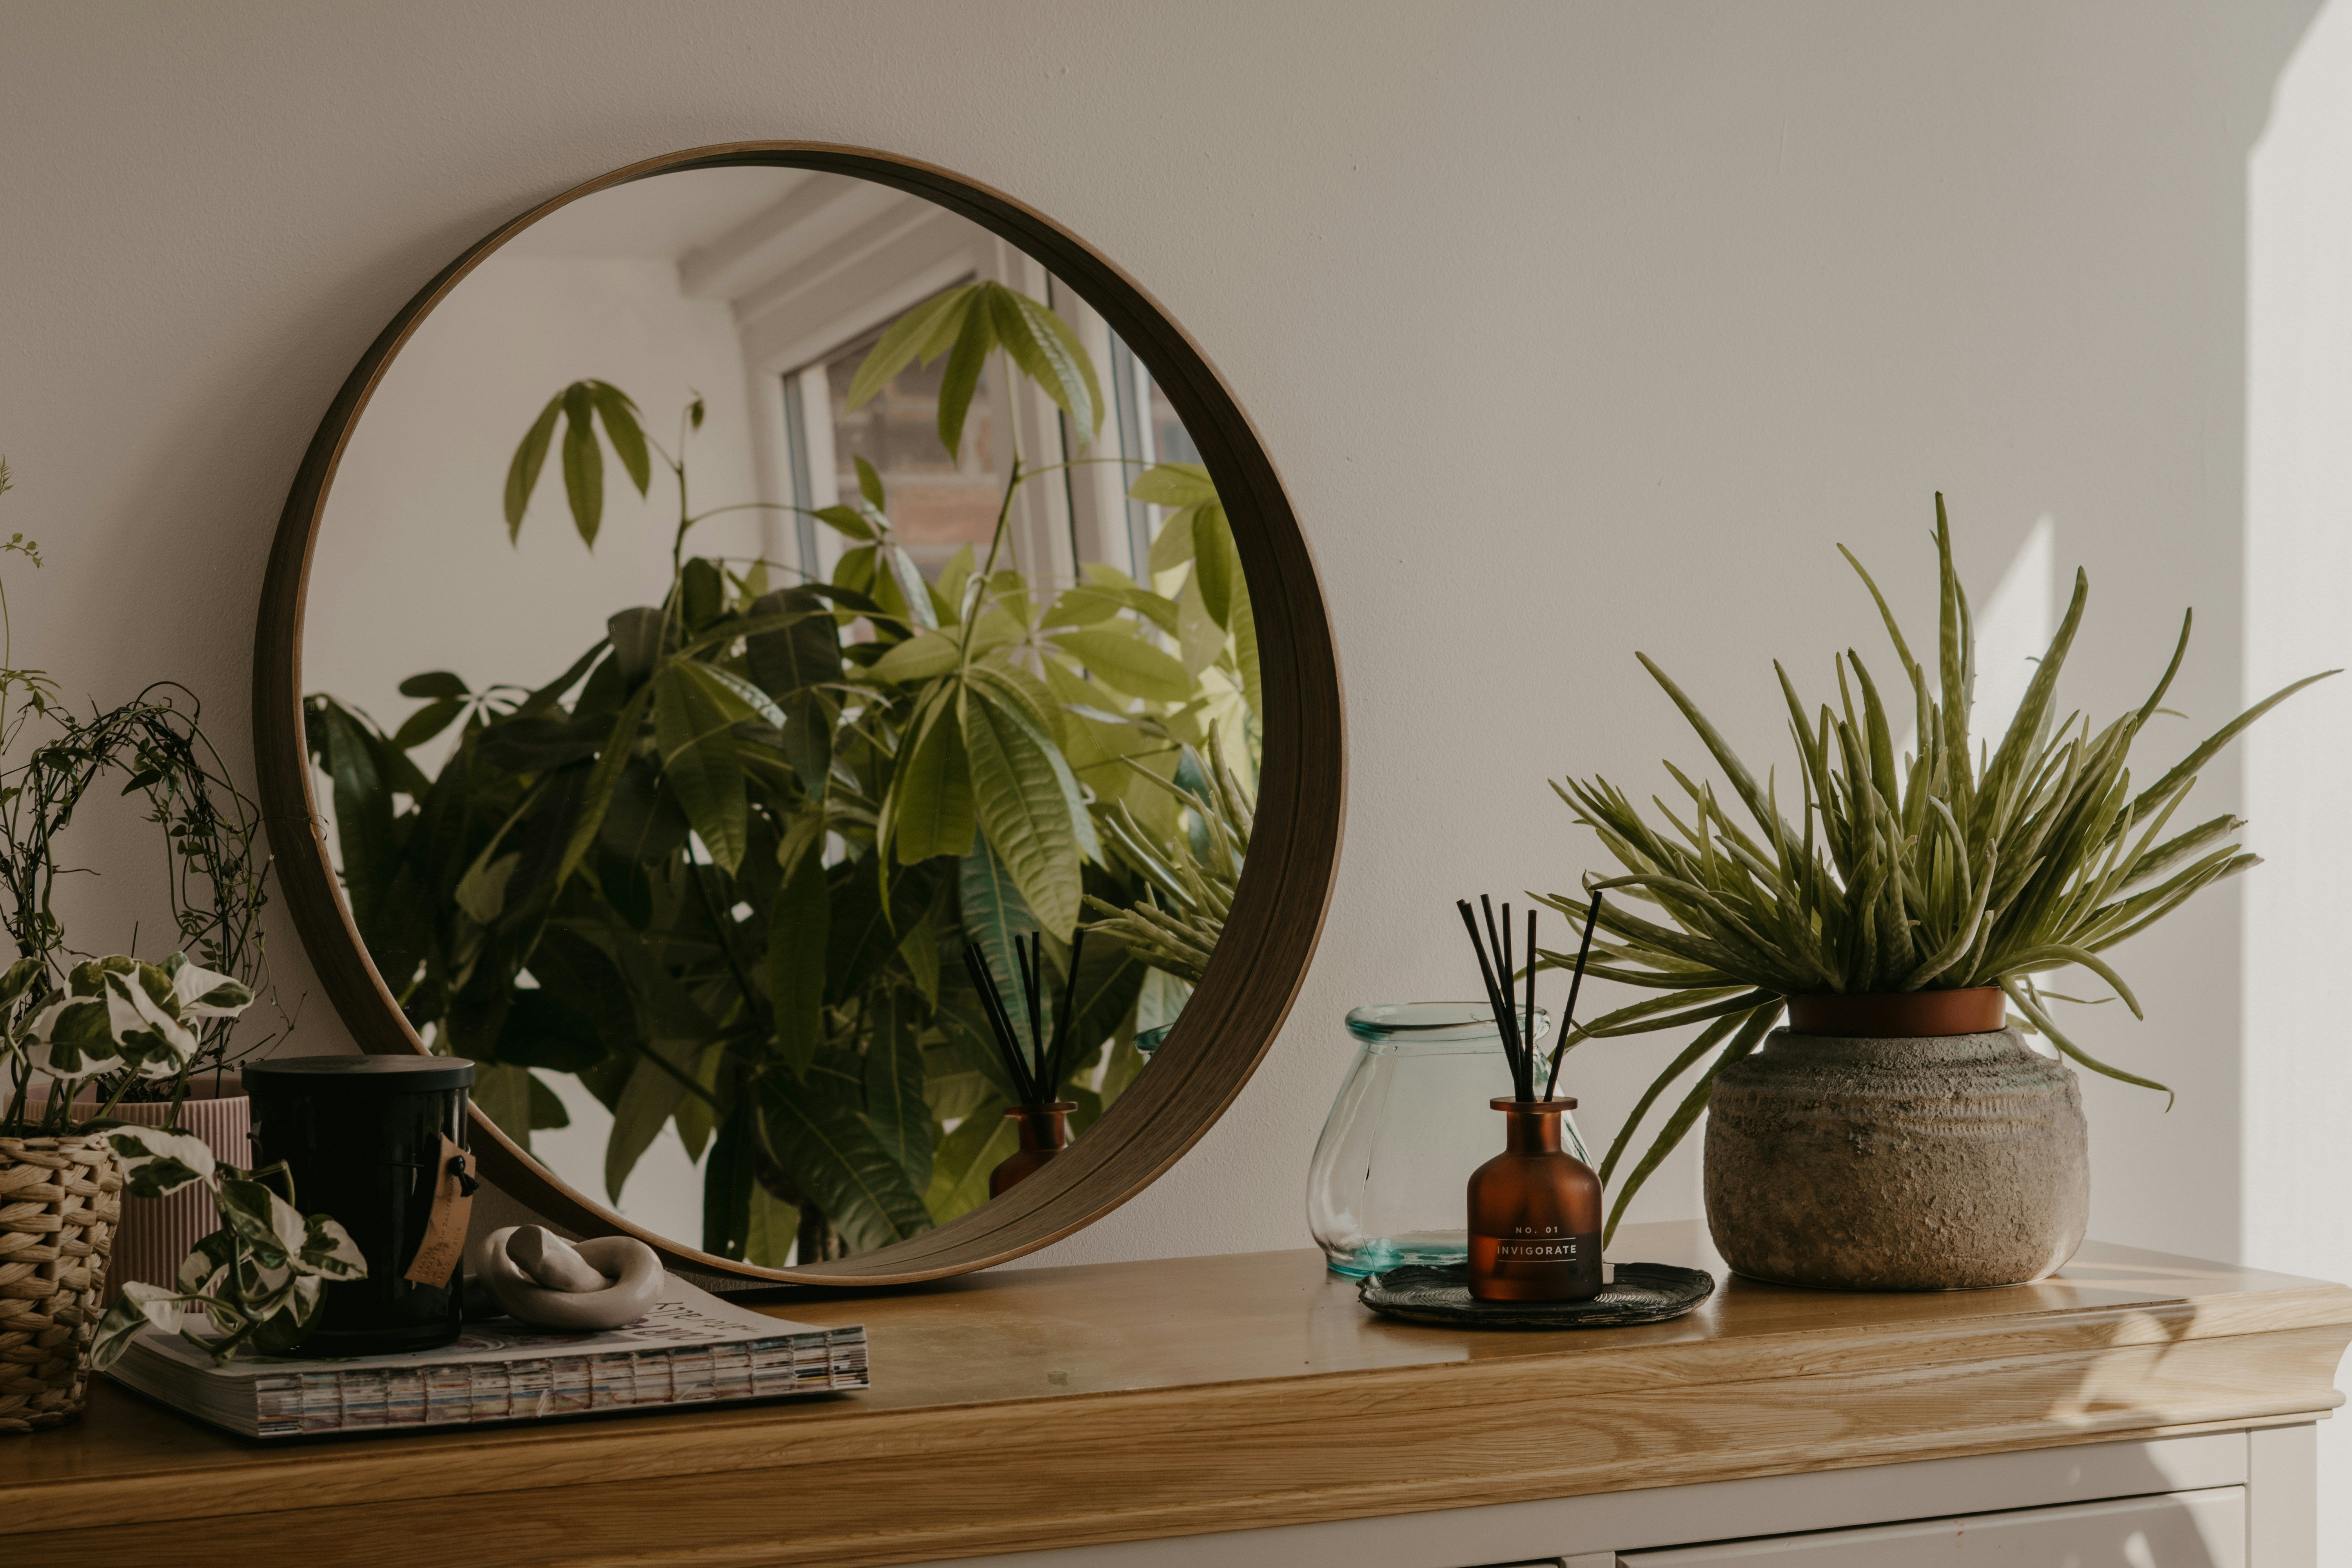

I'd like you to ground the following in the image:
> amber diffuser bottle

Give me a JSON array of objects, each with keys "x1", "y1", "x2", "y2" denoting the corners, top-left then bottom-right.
[
  {"x1": 1467, "y1": 1096, "x2": 1604, "y2": 1301},
  {"x1": 988, "y1": 1101, "x2": 1077, "y2": 1197}
]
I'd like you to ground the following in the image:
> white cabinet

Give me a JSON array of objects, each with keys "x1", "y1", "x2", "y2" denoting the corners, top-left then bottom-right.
[{"x1": 1621, "y1": 1487, "x2": 2243, "y2": 1566}]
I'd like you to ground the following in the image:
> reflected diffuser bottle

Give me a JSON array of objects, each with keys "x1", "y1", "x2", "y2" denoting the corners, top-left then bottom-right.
[
  {"x1": 988, "y1": 1101, "x2": 1076, "y2": 1197},
  {"x1": 1467, "y1": 1097, "x2": 1604, "y2": 1301}
]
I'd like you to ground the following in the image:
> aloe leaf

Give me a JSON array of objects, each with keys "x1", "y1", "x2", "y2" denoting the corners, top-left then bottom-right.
[
  {"x1": 1602, "y1": 1003, "x2": 1782, "y2": 1246},
  {"x1": 2002, "y1": 978, "x2": 2172, "y2": 1105},
  {"x1": 2125, "y1": 669, "x2": 2339, "y2": 825},
  {"x1": 1593, "y1": 1011, "x2": 1745, "y2": 1189}
]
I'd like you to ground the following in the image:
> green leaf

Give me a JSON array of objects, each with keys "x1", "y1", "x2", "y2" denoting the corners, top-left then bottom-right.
[
  {"x1": 1053, "y1": 626, "x2": 1194, "y2": 705},
  {"x1": 961, "y1": 828, "x2": 1041, "y2": 1047},
  {"x1": 758, "y1": 1077, "x2": 934, "y2": 1253},
  {"x1": 587, "y1": 381, "x2": 652, "y2": 497},
  {"x1": 962, "y1": 684, "x2": 1083, "y2": 935},
  {"x1": 495, "y1": 987, "x2": 606, "y2": 1071},
  {"x1": 1128, "y1": 463, "x2": 1216, "y2": 508},
  {"x1": 104, "y1": 1126, "x2": 215, "y2": 1200},
  {"x1": 984, "y1": 282, "x2": 1103, "y2": 443},
  {"x1": 1229, "y1": 556, "x2": 1263, "y2": 717},
  {"x1": 605, "y1": 1037, "x2": 702, "y2": 1203},
  {"x1": 968, "y1": 666, "x2": 1100, "y2": 863},
  {"x1": 936, "y1": 296, "x2": 995, "y2": 461},
  {"x1": 863, "y1": 987, "x2": 931, "y2": 1192},
  {"x1": 855, "y1": 454, "x2": 887, "y2": 512},
  {"x1": 768, "y1": 828, "x2": 829, "y2": 1078},
  {"x1": 870, "y1": 629, "x2": 963, "y2": 685},
  {"x1": 399, "y1": 671, "x2": 470, "y2": 700},
  {"x1": 652, "y1": 663, "x2": 747, "y2": 874},
  {"x1": 826, "y1": 858, "x2": 946, "y2": 1006},
  {"x1": 813, "y1": 504, "x2": 877, "y2": 542},
  {"x1": 560, "y1": 383, "x2": 604, "y2": 548},
  {"x1": 390, "y1": 697, "x2": 466, "y2": 752},
  {"x1": 1044, "y1": 581, "x2": 1180, "y2": 637},
  {"x1": 1148, "y1": 507, "x2": 1199, "y2": 576},
  {"x1": 845, "y1": 284, "x2": 977, "y2": 413},
  {"x1": 472, "y1": 1062, "x2": 536, "y2": 1149},
  {"x1": 504, "y1": 394, "x2": 563, "y2": 540},
  {"x1": 1191, "y1": 502, "x2": 1243, "y2": 630},
  {"x1": 90, "y1": 1282, "x2": 189, "y2": 1371},
  {"x1": 746, "y1": 587, "x2": 844, "y2": 698},
  {"x1": 889, "y1": 684, "x2": 977, "y2": 865}
]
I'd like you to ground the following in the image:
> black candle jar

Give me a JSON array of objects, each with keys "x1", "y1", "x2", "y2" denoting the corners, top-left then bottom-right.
[{"x1": 243, "y1": 1056, "x2": 475, "y2": 1356}]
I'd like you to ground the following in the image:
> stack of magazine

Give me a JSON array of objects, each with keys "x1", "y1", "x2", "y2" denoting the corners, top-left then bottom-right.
[{"x1": 105, "y1": 1273, "x2": 867, "y2": 1439}]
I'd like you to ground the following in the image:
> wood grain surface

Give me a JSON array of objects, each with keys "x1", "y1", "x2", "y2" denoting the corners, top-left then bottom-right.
[
  {"x1": 248, "y1": 140, "x2": 1345, "y2": 1287},
  {"x1": 8, "y1": 1222, "x2": 2346, "y2": 1568}
]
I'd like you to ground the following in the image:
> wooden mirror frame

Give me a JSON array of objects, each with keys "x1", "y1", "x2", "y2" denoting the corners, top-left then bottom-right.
[{"x1": 252, "y1": 142, "x2": 1343, "y2": 1285}]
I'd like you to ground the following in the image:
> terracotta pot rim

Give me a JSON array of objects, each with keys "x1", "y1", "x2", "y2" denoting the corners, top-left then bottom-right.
[
  {"x1": 1004, "y1": 1101, "x2": 1080, "y2": 1116},
  {"x1": 1488, "y1": 1096, "x2": 1579, "y2": 1112},
  {"x1": 1784, "y1": 986, "x2": 2007, "y2": 1038}
]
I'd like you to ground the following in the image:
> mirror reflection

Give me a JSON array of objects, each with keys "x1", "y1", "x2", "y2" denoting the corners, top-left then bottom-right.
[{"x1": 301, "y1": 167, "x2": 1259, "y2": 1264}]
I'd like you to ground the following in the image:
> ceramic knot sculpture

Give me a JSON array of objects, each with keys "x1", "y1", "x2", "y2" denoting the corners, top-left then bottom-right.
[{"x1": 470, "y1": 1225, "x2": 663, "y2": 1331}]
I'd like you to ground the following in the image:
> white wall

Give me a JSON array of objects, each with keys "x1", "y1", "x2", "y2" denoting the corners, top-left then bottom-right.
[
  {"x1": 0, "y1": 0, "x2": 2332, "y2": 1394},
  {"x1": 2245, "y1": 0, "x2": 2352, "y2": 1549}
]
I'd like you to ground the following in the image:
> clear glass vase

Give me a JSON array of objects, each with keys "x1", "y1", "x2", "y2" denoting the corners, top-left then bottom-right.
[{"x1": 1307, "y1": 1002, "x2": 1589, "y2": 1276}]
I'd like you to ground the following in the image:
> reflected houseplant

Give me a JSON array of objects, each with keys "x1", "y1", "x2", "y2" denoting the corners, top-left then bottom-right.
[
  {"x1": 1542, "y1": 501, "x2": 2331, "y2": 1289},
  {"x1": 305, "y1": 283, "x2": 1256, "y2": 1265}
]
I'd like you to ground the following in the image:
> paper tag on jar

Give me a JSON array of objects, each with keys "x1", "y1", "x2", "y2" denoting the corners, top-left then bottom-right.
[{"x1": 403, "y1": 1135, "x2": 475, "y2": 1288}]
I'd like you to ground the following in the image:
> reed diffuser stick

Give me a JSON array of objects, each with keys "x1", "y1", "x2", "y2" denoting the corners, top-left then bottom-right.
[
  {"x1": 964, "y1": 935, "x2": 1089, "y2": 1107},
  {"x1": 1459, "y1": 897, "x2": 1533, "y2": 1100},
  {"x1": 1542, "y1": 889, "x2": 1606, "y2": 1101}
]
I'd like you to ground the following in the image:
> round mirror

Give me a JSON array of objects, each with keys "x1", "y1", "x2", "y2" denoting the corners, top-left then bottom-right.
[{"x1": 254, "y1": 145, "x2": 1340, "y2": 1283}]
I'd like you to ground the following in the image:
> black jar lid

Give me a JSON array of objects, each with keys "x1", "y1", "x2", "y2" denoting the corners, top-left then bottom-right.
[{"x1": 243, "y1": 1054, "x2": 475, "y2": 1093}]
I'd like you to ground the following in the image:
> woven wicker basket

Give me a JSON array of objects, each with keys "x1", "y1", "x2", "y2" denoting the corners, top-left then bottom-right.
[{"x1": 0, "y1": 1132, "x2": 123, "y2": 1433}]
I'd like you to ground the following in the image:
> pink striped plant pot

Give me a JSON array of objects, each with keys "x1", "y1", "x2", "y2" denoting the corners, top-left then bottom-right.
[{"x1": 73, "y1": 1087, "x2": 249, "y2": 1303}]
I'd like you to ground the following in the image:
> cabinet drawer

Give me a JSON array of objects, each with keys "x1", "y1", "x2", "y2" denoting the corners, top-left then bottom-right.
[{"x1": 1620, "y1": 1486, "x2": 2243, "y2": 1565}]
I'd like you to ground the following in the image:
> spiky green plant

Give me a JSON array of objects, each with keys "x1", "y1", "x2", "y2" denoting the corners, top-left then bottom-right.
[
  {"x1": 1541, "y1": 497, "x2": 2334, "y2": 1242},
  {"x1": 1083, "y1": 744, "x2": 1252, "y2": 986}
]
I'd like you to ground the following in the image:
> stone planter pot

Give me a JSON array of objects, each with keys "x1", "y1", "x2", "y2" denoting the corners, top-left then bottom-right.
[{"x1": 1703, "y1": 988, "x2": 2088, "y2": 1290}]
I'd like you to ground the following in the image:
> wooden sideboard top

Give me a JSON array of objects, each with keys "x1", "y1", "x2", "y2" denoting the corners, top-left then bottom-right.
[{"x1": 10, "y1": 1221, "x2": 2350, "y2": 1568}]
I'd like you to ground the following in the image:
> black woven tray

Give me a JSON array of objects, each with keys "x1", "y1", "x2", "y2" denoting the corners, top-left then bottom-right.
[{"x1": 1358, "y1": 1261, "x2": 1714, "y2": 1329}]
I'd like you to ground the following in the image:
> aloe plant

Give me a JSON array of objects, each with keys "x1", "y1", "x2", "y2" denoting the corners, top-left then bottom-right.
[
  {"x1": 307, "y1": 285, "x2": 1258, "y2": 1264},
  {"x1": 1542, "y1": 499, "x2": 2333, "y2": 1241}
]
